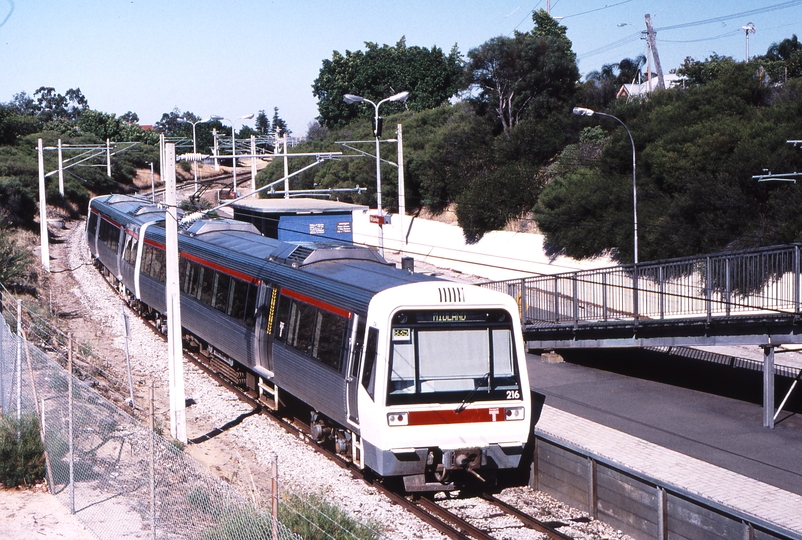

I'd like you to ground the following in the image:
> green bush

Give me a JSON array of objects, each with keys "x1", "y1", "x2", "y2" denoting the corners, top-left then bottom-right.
[
  {"x1": 279, "y1": 492, "x2": 380, "y2": 540},
  {"x1": 0, "y1": 226, "x2": 35, "y2": 287},
  {"x1": 196, "y1": 491, "x2": 380, "y2": 540},
  {"x1": 200, "y1": 507, "x2": 274, "y2": 540},
  {"x1": 0, "y1": 413, "x2": 46, "y2": 487}
]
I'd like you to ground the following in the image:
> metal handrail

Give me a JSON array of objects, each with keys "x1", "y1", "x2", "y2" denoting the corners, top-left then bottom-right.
[{"x1": 481, "y1": 243, "x2": 802, "y2": 327}]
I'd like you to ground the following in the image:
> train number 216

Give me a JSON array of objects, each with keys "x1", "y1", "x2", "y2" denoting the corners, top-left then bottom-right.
[{"x1": 506, "y1": 390, "x2": 521, "y2": 400}]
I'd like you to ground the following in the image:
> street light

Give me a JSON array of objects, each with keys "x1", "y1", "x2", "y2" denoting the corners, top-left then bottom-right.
[
  {"x1": 742, "y1": 23, "x2": 756, "y2": 61},
  {"x1": 343, "y1": 90, "x2": 410, "y2": 256},
  {"x1": 210, "y1": 113, "x2": 254, "y2": 196},
  {"x1": 178, "y1": 117, "x2": 212, "y2": 192},
  {"x1": 573, "y1": 106, "x2": 639, "y2": 264}
]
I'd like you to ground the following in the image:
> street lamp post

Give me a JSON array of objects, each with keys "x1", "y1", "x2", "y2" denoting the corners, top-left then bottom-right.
[
  {"x1": 343, "y1": 91, "x2": 410, "y2": 256},
  {"x1": 178, "y1": 117, "x2": 212, "y2": 192},
  {"x1": 573, "y1": 106, "x2": 638, "y2": 265},
  {"x1": 210, "y1": 113, "x2": 254, "y2": 196}
]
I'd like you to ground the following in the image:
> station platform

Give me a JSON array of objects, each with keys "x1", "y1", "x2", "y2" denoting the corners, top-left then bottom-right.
[{"x1": 527, "y1": 348, "x2": 802, "y2": 536}]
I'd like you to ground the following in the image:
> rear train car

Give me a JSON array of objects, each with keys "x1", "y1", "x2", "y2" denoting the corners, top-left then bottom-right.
[{"x1": 86, "y1": 194, "x2": 534, "y2": 492}]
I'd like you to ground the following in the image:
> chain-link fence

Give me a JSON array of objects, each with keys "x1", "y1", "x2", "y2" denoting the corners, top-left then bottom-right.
[{"x1": 0, "y1": 289, "x2": 305, "y2": 540}]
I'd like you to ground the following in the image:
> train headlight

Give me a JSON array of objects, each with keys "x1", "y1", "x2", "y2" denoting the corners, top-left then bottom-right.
[
  {"x1": 504, "y1": 407, "x2": 525, "y2": 421},
  {"x1": 387, "y1": 412, "x2": 409, "y2": 426}
]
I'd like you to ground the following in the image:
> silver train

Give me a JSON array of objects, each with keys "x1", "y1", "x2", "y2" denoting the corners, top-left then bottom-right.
[{"x1": 87, "y1": 194, "x2": 535, "y2": 492}]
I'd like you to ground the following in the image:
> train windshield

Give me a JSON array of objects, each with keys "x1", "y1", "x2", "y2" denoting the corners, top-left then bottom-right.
[{"x1": 386, "y1": 309, "x2": 521, "y2": 405}]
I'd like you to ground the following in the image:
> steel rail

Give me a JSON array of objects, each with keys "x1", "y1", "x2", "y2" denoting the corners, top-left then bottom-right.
[{"x1": 480, "y1": 493, "x2": 574, "y2": 540}]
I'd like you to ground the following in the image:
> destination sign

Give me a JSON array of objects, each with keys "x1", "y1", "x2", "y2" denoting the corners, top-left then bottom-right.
[{"x1": 393, "y1": 309, "x2": 511, "y2": 325}]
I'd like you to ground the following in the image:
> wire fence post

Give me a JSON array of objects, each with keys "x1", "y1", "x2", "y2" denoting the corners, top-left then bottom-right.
[
  {"x1": 68, "y1": 333, "x2": 75, "y2": 514},
  {"x1": 149, "y1": 383, "x2": 156, "y2": 540},
  {"x1": 121, "y1": 304, "x2": 135, "y2": 408},
  {"x1": 16, "y1": 299, "x2": 21, "y2": 423},
  {"x1": 271, "y1": 452, "x2": 279, "y2": 540},
  {"x1": 0, "y1": 294, "x2": 4, "y2": 415},
  {"x1": 22, "y1": 325, "x2": 54, "y2": 490}
]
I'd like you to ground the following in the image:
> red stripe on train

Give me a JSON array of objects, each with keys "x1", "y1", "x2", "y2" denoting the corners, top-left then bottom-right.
[
  {"x1": 182, "y1": 251, "x2": 260, "y2": 285},
  {"x1": 407, "y1": 408, "x2": 506, "y2": 425},
  {"x1": 282, "y1": 288, "x2": 352, "y2": 319}
]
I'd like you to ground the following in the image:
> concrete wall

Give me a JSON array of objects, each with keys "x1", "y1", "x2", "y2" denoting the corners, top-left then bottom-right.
[
  {"x1": 532, "y1": 438, "x2": 793, "y2": 540},
  {"x1": 351, "y1": 210, "x2": 614, "y2": 282}
]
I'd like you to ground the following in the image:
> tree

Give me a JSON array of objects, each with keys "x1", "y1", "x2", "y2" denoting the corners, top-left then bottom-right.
[
  {"x1": 120, "y1": 111, "x2": 139, "y2": 124},
  {"x1": 9, "y1": 92, "x2": 37, "y2": 115},
  {"x1": 0, "y1": 103, "x2": 40, "y2": 144},
  {"x1": 272, "y1": 107, "x2": 289, "y2": 136},
  {"x1": 465, "y1": 9, "x2": 579, "y2": 133},
  {"x1": 580, "y1": 55, "x2": 648, "y2": 111},
  {"x1": 77, "y1": 110, "x2": 122, "y2": 140},
  {"x1": 465, "y1": 35, "x2": 528, "y2": 132},
  {"x1": 305, "y1": 120, "x2": 328, "y2": 141},
  {"x1": 33, "y1": 87, "x2": 88, "y2": 122},
  {"x1": 535, "y1": 54, "x2": 802, "y2": 262},
  {"x1": 760, "y1": 34, "x2": 802, "y2": 80},
  {"x1": 616, "y1": 55, "x2": 647, "y2": 85},
  {"x1": 255, "y1": 110, "x2": 270, "y2": 134},
  {"x1": 154, "y1": 108, "x2": 191, "y2": 136},
  {"x1": 313, "y1": 37, "x2": 464, "y2": 128}
]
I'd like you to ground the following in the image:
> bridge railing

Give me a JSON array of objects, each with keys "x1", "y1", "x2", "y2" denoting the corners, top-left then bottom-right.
[{"x1": 481, "y1": 243, "x2": 802, "y2": 326}]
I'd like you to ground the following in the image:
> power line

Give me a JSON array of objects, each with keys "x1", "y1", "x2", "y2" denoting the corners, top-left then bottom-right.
[
  {"x1": 561, "y1": 0, "x2": 635, "y2": 20},
  {"x1": 654, "y1": 1, "x2": 802, "y2": 32},
  {"x1": 577, "y1": 0, "x2": 802, "y2": 62}
]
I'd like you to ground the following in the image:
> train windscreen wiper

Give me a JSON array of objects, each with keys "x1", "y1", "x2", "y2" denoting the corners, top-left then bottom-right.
[{"x1": 454, "y1": 372, "x2": 490, "y2": 413}]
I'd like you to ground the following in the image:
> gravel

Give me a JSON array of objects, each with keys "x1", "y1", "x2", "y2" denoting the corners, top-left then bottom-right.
[{"x1": 57, "y1": 216, "x2": 630, "y2": 540}]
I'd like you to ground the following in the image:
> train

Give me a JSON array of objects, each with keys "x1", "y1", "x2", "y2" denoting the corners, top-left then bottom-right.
[{"x1": 86, "y1": 193, "x2": 535, "y2": 492}]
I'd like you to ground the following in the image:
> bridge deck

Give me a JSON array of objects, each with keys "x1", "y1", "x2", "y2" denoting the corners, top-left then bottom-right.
[{"x1": 481, "y1": 243, "x2": 802, "y2": 427}]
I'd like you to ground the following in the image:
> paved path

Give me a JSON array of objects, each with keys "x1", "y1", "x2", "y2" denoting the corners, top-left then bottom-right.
[{"x1": 527, "y1": 349, "x2": 802, "y2": 535}]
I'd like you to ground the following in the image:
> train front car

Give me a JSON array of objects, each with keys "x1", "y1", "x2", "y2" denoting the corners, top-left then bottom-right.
[{"x1": 357, "y1": 281, "x2": 532, "y2": 493}]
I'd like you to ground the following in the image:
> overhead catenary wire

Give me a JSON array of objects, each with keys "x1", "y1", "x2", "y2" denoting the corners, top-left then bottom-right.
[{"x1": 577, "y1": 0, "x2": 802, "y2": 61}]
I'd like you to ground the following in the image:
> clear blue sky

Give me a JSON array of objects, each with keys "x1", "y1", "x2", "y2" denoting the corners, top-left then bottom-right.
[{"x1": 1, "y1": 1, "x2": 800, "y2": 135}]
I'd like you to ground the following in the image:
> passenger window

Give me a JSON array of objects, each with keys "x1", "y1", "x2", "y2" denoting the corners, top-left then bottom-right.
[
  {"x1": 290, "y1": 301, "x2": 317, "y2": 355},
  {"x1": 316, "y1": 310, "x2": 347, "y2": 370},
  {"x1": 141, "y1": 245, "x2": 153, "y2": 275},
  {"x1": 351, "y1": 320, "x2": 366, "y2": 379},
  {"x1": 88, "y1": 212, "x2": 98, "y2": 237},
  {"x1": 361, "y1": 327, "x2": 379, "y2": 400},
  {"x1": 199, "y1": 266, "x2": 214, "y2": 304},
  {"x1": 186, "y1": 261, "x2": 200, "y2": 297},
  {"x1": 244, "y1": 283, "x2": 258, "y2": 327},
  {"x1": 123, "y1": 234, "x2": 136, "y2": 266},
  {"x1": 214, "y1": 273, "x2": 231, "y2": 313},
  {"x1": 229, "y1": 278, "x2": 247, "y2": 321},
  {"x1": 152, "y1": 249, "x2": 166, "y2": 282}
]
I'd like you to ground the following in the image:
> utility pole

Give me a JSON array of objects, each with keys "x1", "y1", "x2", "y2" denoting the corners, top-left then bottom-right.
[
  {"x1": 164, "y1": 143, "x2": 186, "y2": 443},
  {"x1": 644, "y1": 14, "x2": 665, "y2": 90}
]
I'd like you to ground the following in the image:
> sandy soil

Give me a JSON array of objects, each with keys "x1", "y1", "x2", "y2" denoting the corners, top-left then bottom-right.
[{"x1": 0, "y1": 485, "x2": 95, "y2": 540}]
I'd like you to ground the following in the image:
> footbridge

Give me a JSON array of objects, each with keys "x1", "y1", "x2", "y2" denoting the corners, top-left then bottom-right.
[{"x1": 480, "y1": 243, "x2": 802, "y2": 427}]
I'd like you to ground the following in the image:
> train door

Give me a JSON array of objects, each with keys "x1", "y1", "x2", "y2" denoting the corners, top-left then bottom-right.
[
  {"x1": 346, "y1": 317, "x2": 366, "y2": 425},
  {"x1": 255, "y1": 284, "x2": 277, "y2": 374}
]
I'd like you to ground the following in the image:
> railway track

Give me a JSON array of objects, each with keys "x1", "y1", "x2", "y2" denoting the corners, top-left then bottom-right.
[
  {"x1": 177, "y1": 338, "x2": 577, "y2": 540},
  {"x1": 91, "y1": 222, "x2": 578, "y2": 540},
  {"x1": 91, "y1": 258, "x2": 577, "y2": 539}
]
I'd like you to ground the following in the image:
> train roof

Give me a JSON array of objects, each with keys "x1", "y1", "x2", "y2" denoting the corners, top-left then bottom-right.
[{"x1": 90, "y1": 194, "x2": 441, "y2": 314}]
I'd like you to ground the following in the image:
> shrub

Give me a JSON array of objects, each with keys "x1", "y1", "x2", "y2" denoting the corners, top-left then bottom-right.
[
  {"x1": 0, "y1": 413, "x2": 46, "y2": 487},
  {"x1": 279, "y1": 492, "x2": 380, "y2": 540},
  {"x1": 0, "y1": 225, "x2": 35, "y2": 287}
]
